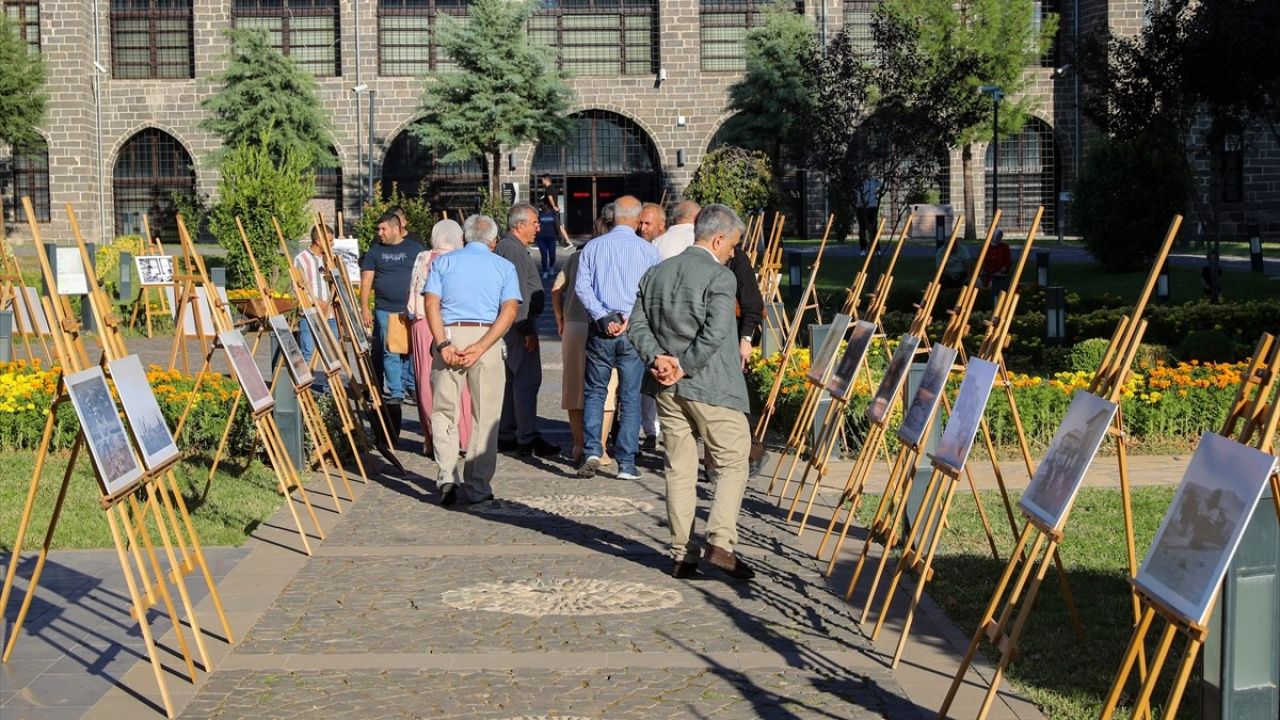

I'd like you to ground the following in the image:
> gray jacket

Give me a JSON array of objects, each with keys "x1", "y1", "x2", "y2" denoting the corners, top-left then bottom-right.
[
  {"x1": 494, "y1": 233, "x2": 544, "y2": 336},
  {"x1": 628, "y1": 246, "x2": 750, "y2": 414}
]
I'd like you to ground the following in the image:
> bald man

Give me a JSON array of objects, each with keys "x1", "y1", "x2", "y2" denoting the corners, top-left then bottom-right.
[{"x1": 637, "y1": 202, "x2": 667, "y2": 243}]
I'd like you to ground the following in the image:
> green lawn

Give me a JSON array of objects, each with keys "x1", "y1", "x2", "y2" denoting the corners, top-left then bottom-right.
[{"x1": 0, "y1": 451, "x2": 284, "y2": 551}]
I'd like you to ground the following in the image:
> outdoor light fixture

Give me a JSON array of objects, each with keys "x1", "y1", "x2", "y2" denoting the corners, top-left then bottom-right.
[
  {"x1": 1249, "y1": 223, "x2": 1264, "y2": 272},
  {"x1": 676, "y1": 115, "x2": 687, "y2": 127},
  {"x1": 676, "y1": 149, "x2": 685, "y2": 167},
  {"x1": 1037, "y1": 250, "x2": 1050, "y2": 287},
  {"x1": 92, "y1": 60, "x2": 108, "y2": 74},
  {"x1": 787, "y1": 251, "x2": 803, "y2": 304},
  {"x1": 508, "y1": 153, "x2": 516, "y2": 171},
  {"x1": 352, "y1": 83, "x2": 368, "y2": 94},
  {"x1": 1045, "y1": 286, "x2": 1066, "y2": 345},
  {"x1": 1156, "y1": 260, "x2": 1171, "y2": 302},
  {"x1": 658, "y1": 67, "x2": 667, "y2": 82}
]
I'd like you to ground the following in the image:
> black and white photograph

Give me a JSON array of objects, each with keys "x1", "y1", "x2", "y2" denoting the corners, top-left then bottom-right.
[
  {"x1": 65, "y1": 367, "x2": 144, "y2": 497},
  {"x1": 1019, "y1": 391, "x2": 1118, "y2": 532},
  {"x1": 55, "y1": 247, "x2": 88, "y2": 296},
  {"x1": 332, "y1": 238, "x2": 362, "y2": 283},
  {"x1": 13, "y1": 286, "x2": 51, "y2": 336},
  {"x1": 108, "y1": 354, "x2": 180, "y2": 471},
  {"x1": 304, "y1": 308, "x2": 344, "y2": 374},
  {"x1": 134, "y1": 255, "x2": 174, "y2": 286},
  {"x1": 1135, "y1": 432, "x2": 1278, "y2": 626},
  {"x1": 932, "y1": 357, "x2": 1000, "y2": 473},
  {"x1": 220, "y1": 329, "x2": 275, "y2": 414},
  {"x1": 269, "y1": 315, "x2": 315, "y2": 389},
  {"x1": 825, "y1": 320, "x2": 877, "y2": 401},
  {"x1": 867, "y1": 334, "x2": 921, "y2": 425},
  {"x1": 898, "y1": 344, "x2": 958, "y2": 449},
  {"x1": 335, "y1": 278, "x2": 371, "y2": 352},
  {"x1": 806, "y1": 313, "x2": 853, "y2": 385}
]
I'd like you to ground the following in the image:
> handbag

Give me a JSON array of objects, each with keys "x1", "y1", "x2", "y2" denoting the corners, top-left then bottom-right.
[{"x1": 385, "y1": 312, "x2": 411, "y2": 354}]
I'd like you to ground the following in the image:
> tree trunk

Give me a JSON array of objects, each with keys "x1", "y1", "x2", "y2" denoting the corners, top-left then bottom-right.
[
  {"x1": 961, "y1": 143, "x2": 977, "y2": 242},
  {"x1": 491, "y1": 146, "x2": 502, "y2": 202}
]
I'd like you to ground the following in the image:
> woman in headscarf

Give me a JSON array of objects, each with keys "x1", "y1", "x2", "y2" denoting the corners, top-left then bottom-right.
[{"x1": 408, "y1": 219, "x2": 471, "y2": 456}]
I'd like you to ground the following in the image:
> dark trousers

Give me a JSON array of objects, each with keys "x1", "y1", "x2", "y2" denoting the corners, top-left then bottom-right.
[
  {"x1": 537, "y1": 236, "x2": 557, "y2": 273},
  {"x1": 855, "y1": 206, "x2": 880, "y2": 251}
]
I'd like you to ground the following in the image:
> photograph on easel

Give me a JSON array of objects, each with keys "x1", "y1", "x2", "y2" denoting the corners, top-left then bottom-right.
[
  {"x1": 133, "y1": 255, "x2": 174, "y2": 286},
  {"x1": 54, "y1": 247, "x2": 88, "y2": 296},
  {"x1": 867, "y1": 334, "x2": 920, "y2": 425},
  {"x1": 806, "y1": 313, "x2": 853, "y2": 384},
  {"x1": 268, "y1": 315, "x2": 315, "y2": 389},
  {"x1": 932, "y1": 357, "x2": 1000, "y2": 472},
  {"x1": 304, "y1": 308, "x2": 343, "y2": 373},
  {"x1": 13, "y1": 287, "x2": 50, "y2": 335},
  {"x1": 1134, "y1": 432, "x2": 1278, "y2": 626},
  {"x1": 331, "y1": 238, "x2": 362, "y2": 283},
  {"x1": 108, "y1": 354, "x2": 181, "y2": 471},
  {"x1": 825, "y1": 320, "x2": 877, "y2": 401},
  {"x1": 1019, "y1": 390, "x2": 1118, "y2": 532},
  {"x1": 334, "y1": 278, "x2": 371, "y2": 352},
  {"x1": 219, "y1": 329, "x2": 275, "y2": 414},
  {"x1": 898, "y1": 344, "x2": 959, "y2": 449},
  {"x1": 65, "y1": 367, "x2": 145, "y2": 496}
]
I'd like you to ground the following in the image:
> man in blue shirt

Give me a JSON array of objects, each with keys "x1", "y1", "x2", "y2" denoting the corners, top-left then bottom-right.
[
  {"x1": 572, "y1": 195, "x2": 663, "y2": 479},
  {"x1": 360, "y1": 212, "x2": 424, "y2": 440},
  {"x1": 423, "y1": 214, "x2": 522, "y2": 507}
]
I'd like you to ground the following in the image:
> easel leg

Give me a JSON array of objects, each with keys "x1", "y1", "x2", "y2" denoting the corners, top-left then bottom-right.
[
  {"x1": 255, "y1": 417, "x2": 314, "y2": 556},
  {"x1": 124, "y1": 494, "x2": 197, "y2": 681},
  {"x1": 106, "y1": 504, "x2": 175, "y2": 719},
  {"x1": 857, "y1": 455, "x2": 921, "y2": 618},
  {"x1": 161, "y1": 470, "x2": 234, "y2": 643},
  {"x1": 869, "y1": 468, "x2": 942, "y2": 632},
  {"x1": 0, "y1": 406, "x2": 60, "y2": 634},
  {"x1": 1099, "y1": 606, "x2": 1156, "y2": 720},
  {"x1": 888, "y1": 478, "x2": 958, "y2": 669},
  {"x1": 145, "y1": 486, "x2": 211, "y2": 674}
]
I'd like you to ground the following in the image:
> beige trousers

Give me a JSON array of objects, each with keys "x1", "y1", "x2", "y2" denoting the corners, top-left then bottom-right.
[
  {"x1": 656, "y1": 393, "x2": 750, "y2": 564},
  {"x1": 430, "y1": 326, "x2": 506, "y2": 501}
]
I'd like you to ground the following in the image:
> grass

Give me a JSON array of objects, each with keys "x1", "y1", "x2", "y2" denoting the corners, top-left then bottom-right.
[
  {"x1": 0, "y1": 450, "x2": 284, "y2": 551},
  {"x1": 856, "y1": 485, "x2": 1202, "y2": 720}
]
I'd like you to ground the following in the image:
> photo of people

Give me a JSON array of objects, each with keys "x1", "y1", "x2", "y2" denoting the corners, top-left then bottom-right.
[
  {"x1": 65, "y1": 367, "x2": 144, "y2": 497},
  {"x1": 304, "y1": 308, "x2": 344, "y2": 374},
  {"x1": 134, "y1": 255, "x2": 174, "y2": 286},
  {"x1": 269, "y1": 315, "x2": 315, "y2": 389},
  {"x1": 331, "y1": 238, "x2": 362, "y2": 283},
  {"x1": 108, "y1": 354, "x2": 180, "y2": 471},
  {"x1": 806, "y1": 314, "x2": 853, "y2": 385},
  {"x1": 1019, "y1": 391, "x2": 1118, "y2": 532},
  {"x1": 898, "y1": 344, "x2": 958, "y2": 449},
  {"x1": 219, "y1": 329, "x2": 275, "y2": 414},
  {"x1": 867, "y1": 334, "x2": 920, "y2": 425},
  {"x1": 932, "y1": 358, "x2": 1000, "y2": 473},
  {"x1": 334, "y1": 279, "x2": 371, "y2": 352},
  {"x1": 1135, "y1": 432, "x2": 1277, "y2": 626},
  {"x1": 826, "y1": 320, "x2": 877, "y2": 401}
]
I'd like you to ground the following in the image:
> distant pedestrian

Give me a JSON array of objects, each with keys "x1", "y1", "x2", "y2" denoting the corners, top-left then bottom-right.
[
  {"x1": 536, "y1": 197, "x2": 560, "y2": 277},
  {"x1": 360, "y1": 212, "x2": 425, "y2": 439},
  {"x1": 855, "y1": 177, "x2": 882, "y2": 254}
]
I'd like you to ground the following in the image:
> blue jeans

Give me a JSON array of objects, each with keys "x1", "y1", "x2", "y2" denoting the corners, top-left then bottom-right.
[
  {"x1": 582, "y1": 331, "x2": 645, "y2": 470},
  {"x1": 536, "y1": 236, "x2": 557, "y2": 274},
  {"x1": 372, "y1": 309, "x2": 415, "y2": 402},
  {"x1": 298, "y1": 315, "x2": 339, "y2": 393}
]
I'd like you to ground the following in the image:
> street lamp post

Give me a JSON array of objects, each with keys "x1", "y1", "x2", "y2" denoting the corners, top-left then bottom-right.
[{"x1": 979, "y1": 85, "x2": 1005, "y2": 216}]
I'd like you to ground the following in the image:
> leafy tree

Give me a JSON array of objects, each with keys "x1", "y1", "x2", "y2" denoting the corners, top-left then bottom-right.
[
  {"x1": 684, "y1": 147, "x2": 775, "y2": 217},
  {"x1": 352, "y1": 183, "x2": 435, "y2": 254},
  {"x1": 209, "y1": 141, "x2": 315, "y2": 289},
  {"x1": 200, "y1": 29, "x2": 335, "y2": 167},
  {"x1": 0, "y1": 15, "x2": 47, "y2": 225},
  {"x1": 413, "y1": 0, "x2": 571, "y2": 199}
]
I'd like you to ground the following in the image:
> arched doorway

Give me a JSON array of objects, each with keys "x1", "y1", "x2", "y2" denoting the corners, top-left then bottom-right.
[
  {"x1": 985, "y1": 117, "x2": 1058, "y2": 233},
  {"x1": 112, "y1": 128, "x2": 196, "y2": 240},
  {"x1": 709, "y1": 113, "x2": 807, "y2": 235},
  {"x1": 382, "y1": 121, "x2": 488, "y2": 216},
  {"x1": 531, "y1": 110, "x2": 661, "y2": 237}
]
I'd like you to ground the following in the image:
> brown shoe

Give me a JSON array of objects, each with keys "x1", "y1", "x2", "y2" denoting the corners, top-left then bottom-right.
[
  {"x1": 672, "y1": 560, "x2": 699, "y2": 579},
  {"x1": 703, "y1": 545, "x2": 755, "y2": 580}
]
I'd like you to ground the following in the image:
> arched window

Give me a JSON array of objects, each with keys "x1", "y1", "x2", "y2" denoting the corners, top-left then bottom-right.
[
  {"x1": 985, "y1": 118, "x2": 1057, "y2": 233},
  {"x1": 382, "y1": 123, "x2": 488, "y2": 215},
  {"x1": 10, "y1": 138, "x2": 50, "y2": 223},
  {"x1": 113, "y1": 129, "x2": 196, "y2": 240},
  {"x1": 532, "y1": 110, "x2": 661, "y2": 236}
]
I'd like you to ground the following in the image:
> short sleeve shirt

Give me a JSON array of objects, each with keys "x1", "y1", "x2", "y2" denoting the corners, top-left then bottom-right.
[
  {"x1": 423, "y1": 242, "x2": 523, "y2": 324},
  {"x1": 360, "y1": 238, "x2": 424, "y2": 312}
]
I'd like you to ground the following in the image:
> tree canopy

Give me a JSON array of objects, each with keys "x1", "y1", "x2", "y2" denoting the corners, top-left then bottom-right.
[{"x1": 0, "y1": 15, "x2": 47, "y2": 151}]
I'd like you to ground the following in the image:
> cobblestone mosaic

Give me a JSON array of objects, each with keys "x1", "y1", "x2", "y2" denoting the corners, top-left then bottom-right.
[
  {"x1": 441, "y1": 578, "x2": 682, "y2": 617},
  {"x1": 470, "y1": 495, "x2": 655, "y2": 518}
]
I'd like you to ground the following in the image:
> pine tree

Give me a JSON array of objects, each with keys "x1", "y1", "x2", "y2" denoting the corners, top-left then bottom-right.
[
  {"x1": 412, "y1": 0, "x2": 571, "y2": 199},
  {"x1": 0, "y1": 16, "x2": 45, "y2": 152},
  {"x1": 200, "y1": 29, "x2": 335, "y2": 168}
]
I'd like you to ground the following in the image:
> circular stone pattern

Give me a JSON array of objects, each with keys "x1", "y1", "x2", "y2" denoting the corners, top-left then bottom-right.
[
  {"x1": 442, "y1": 578, "x2": 682, "y2": 617},
  {"x1": 469, "y1": 494, "x2": 654, "y2": 518}
]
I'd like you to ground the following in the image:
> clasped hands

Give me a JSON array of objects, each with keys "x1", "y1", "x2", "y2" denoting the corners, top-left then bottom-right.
[
  {"x1": 441, "y1": 344, "x2": 485, "y2": 369},
  {"x1": 651, "y1": 355, "x2": 684, "y2": 386}
]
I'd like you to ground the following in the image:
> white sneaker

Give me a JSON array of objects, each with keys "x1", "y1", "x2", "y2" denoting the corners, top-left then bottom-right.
[
  {"x1": 617, "y1": 469, "x2": 641, "y2": 481},
  {"x1": 576, "y1": 455, "x2": 601, "y2": 477}
]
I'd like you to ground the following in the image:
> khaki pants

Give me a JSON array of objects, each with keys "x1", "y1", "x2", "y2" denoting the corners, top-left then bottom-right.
[
  {"x1": 656, "y1": 393, "x2": 750, "y2": 564},
  {"x1": 431, "y1": 326, "x2": 506, "y2": 501}
]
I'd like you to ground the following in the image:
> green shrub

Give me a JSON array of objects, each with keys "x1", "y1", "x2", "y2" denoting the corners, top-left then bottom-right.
[
  {"x1": 685, "y1": 146, "x2": 775, "y2": 217},
  {"x1": 352, "y1": 182, "x2": 436, "y2": 254},
  {"x1": 95, "y1": 235, "x2": 145, "y2": 302},
  {"x1": 1066, "y1": 338, "x2": 1110, "y2": 373},
  {"x1": 1176, "y1": 330, "x2": 1238, "y2": 363}
]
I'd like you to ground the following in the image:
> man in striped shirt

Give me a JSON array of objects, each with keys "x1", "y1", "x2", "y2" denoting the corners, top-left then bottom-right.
[
  {"x1": 573, "y1": 195, "x2": 663, "y2": 480},
  {"x1": 294, "y1": 225, "x2": 339, "y2": 394}
]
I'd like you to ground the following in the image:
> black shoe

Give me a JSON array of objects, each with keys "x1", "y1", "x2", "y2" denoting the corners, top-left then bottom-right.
[
  {"x1": 518, "y1": 436, "x2": 562, "y2": 458},
  {"x1": 672, "y1": 561, "x2": 699, "y2": 579},
  {"x1": 387, "y1": 403, "x2": 403, "y2": 440},
  {"x1": 748, "y1": 450, "x2": 769, "y2": 479},
  {"x1": 498, "y1": 437, "x2": 519, "y2": 453},
  {"x1": 440, "y1": 482, "x2": 457, "y2": 507},
  {"x1": 641, "y1": 435, "x2": 658, "y2": 452}
]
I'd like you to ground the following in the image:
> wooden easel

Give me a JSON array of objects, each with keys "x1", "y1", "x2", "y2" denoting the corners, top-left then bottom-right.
[
  {"x1": 166, "y1": 228, "x2": 214, "y2": 375},
  {"x1": 126, "y1": 215, "x2": 174, "y2": 338},
  {"x1": 0, "y1": 228, "x2": 53, "y2": 366},
  {"x1": 1, "y1": 199, "x2": 233, "y2": 717},
  {"x1": 755, "y1": 213, "x2": 790, "y2": 337},
  {"x1": 167, "y1": 215, "x2": 326, "y2": 555},
  {"x1": 743, "y1": 213, "x2": 765, "y2": 265},
  {"x1": 772, "y1": 216, "x2": 912, "y2": 526}
]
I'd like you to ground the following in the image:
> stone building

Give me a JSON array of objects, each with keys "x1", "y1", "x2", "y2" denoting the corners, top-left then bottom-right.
[{"x1": 1, "y1": 1, "x2": 1273, "y2": 246}]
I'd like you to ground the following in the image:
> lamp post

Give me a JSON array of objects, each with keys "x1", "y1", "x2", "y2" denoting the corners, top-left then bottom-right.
[
  {"x1": 979, "y1": 85, "x2": 1005, "y2": 216},
  {"x1": 352, "y1": 84, "x2": 369, "y2": 207}
]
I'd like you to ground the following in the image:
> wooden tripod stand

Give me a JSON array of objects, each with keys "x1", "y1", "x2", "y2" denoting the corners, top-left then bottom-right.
[
  {"x1": 0, "y1": 228, "x2": 53, "y2": 366},
  {"x1": 756, "y1": 213, "x2": 791, "y2": 341},
  {"x1": 125, "y1": 215, "x2": 173, "y2": 338}
]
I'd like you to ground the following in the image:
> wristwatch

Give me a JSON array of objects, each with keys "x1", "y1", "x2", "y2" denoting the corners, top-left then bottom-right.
[{"x1": 433, "y1": 340, "x2": 452, "y2": 353}]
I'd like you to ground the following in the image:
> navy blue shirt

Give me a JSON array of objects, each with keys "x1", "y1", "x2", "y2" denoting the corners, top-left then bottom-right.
[
  {"x1": 536, "y1": 209, "x2": 559, "y2": 241},
  {"x1": 360, "y1": 238, "x2": 424, "y2": 312}
]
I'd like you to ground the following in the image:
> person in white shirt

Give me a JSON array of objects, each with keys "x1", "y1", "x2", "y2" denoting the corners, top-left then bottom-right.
[{"x1": 652, "y1": 201, "x2": 700, "y2": 260}]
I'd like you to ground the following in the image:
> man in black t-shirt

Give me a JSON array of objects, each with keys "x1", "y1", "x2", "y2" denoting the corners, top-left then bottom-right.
[{"x1": 360, "y1": 212, "x2": 425, "y2": 439}]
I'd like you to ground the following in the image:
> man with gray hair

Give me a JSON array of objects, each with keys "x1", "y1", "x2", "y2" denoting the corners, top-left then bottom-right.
[
  {"x1": 627, "y1": 204, "x2": 754, "y2": 580},
  {"x1": 495, "y1": 202, "x2": 559, "y2": 458},
  {"x1": 422, "y1": 214, "x2": 521, "y2": 506}
]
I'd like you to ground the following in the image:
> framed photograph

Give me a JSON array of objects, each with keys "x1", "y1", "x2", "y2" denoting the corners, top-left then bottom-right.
[
  {"x1": 932, "y1": 357, "x2": 1000, "y2": 473},
  {"x1": 65, "y1": 367, "x2": 144, "y2": 498},
  {"x1": 334, "y1": 278, "x2": 371, "y2": 352},
  {"x1": 1134, "y1": 432, "x2": 1278, "y2": 626},
  {"x1": 268, "y1": 315, "x2": 315, "y2": 389},
  {"x1": 806, "y1": 313, "x2": 853, "y2": 385},
  {"x1": 303, "y1": 308, "x2": 343, "y2": 374},
  {"x1": 331, "y1": 238, "x2": 362, "y2": 283},
  {"x1": 108, "y1": 354, "x2": 180, "y2": 471},
  {"x1": 867, "y1": 334, "x2": 920, "y2": 426},
  {"x1": 13, "y1": 287, "x2": 51, "y2": 336},
  {"x1": 219, "y1": 329, "x2": 275, "y2": 415},
  {"x1": 1019, "y1": 391, "x2": 1119, "y2": 533},
  {"x1": 134, "y1": 255, "x2": 174, "y2": 286},
  {"x1": 825, "y1": 320, "x2": 877, "y2": 401},
  {"x1": 55, "y1": 247, "x2": 88, "y2": 296},
  {"x1": 898, "y1": 344, "x2": 958, "y2": 450}
]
